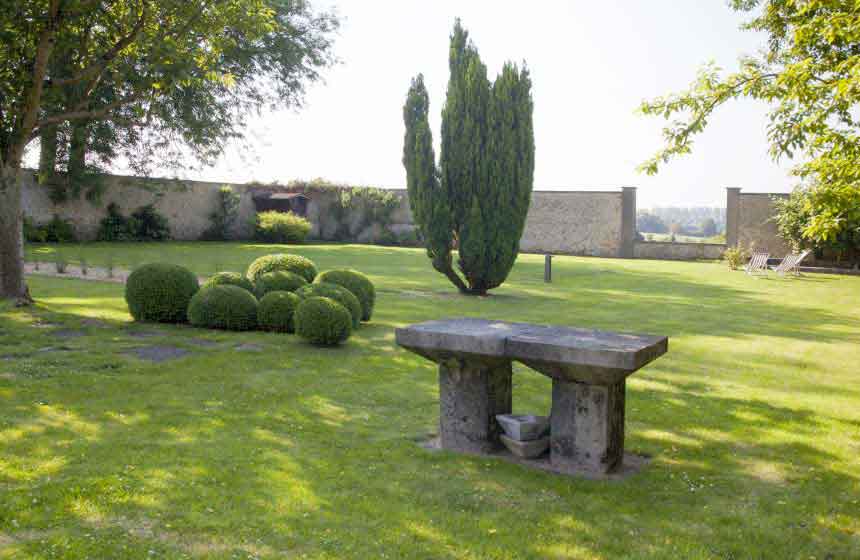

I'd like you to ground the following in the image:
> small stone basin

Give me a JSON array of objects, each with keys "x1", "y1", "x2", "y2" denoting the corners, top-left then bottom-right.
[
  {"x1": 500, "y1": 434, "x2": 550, "y2": 459},
  {"x1": 496, "y1": 414, "x2": 549, "y2": 442}
]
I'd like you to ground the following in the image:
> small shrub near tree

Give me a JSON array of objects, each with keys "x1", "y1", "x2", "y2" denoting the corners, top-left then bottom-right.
[
  {"x1": 315, "y1": 269, "x2": 375, "y2": 321},
  {"x1": 125, "y1": 263, "x2": 199, "y2": 323},
  {"x1": 97, "y1": 203, "x2": 171, "y2": 242},
  {"x1": 257, "y1": 291, "x2": 301, "y2": 333},
  {"x1": 203, "y1": 272, "x2": 255, "y2": 294},
  {"x1": 296, "y1": 282, "x2": 362, "y2": 328},
  {"x1": 254, "y1": 271, "x2": 308, "y2": 299},
  {"x1": 247, "y1": 254, "x2": 318, "y2": 284},
  {"x1": 24, "y1": 215, "x2": 76, "y2": 243},
  {"x1": 188, "y1": 285, "x2": 259, "y2": 331},
  {"x1": 295, "y1": 296, "x2": 352, "y2": 346},
  {"x1": 255, "y1": 211, "x2": 311, "y2": 244}
]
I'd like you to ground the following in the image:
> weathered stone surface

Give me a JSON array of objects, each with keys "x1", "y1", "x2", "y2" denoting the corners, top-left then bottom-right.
[
  {"x1": 550, "y1": 379, "x2": 626, "y2": 474},
  {"x1": 395, "y1": 318, "x2": 518, "y2": 363},
  {"x1": 500, "y1": 434, "x2": 549, "y2": 459},
  {"x1": 496, "y1": 414, "x2": 549, "y2": 441},
  {"x1": 438, "y1": 358, "x2": 512, "y2": 454}
]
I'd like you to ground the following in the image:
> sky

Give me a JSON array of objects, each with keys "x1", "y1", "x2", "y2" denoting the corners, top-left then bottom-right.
[{"x1": 161, "y1": 0, "x2": 798, "y2": 208}]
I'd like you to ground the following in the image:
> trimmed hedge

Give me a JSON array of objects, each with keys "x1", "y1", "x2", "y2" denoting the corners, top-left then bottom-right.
[
  {"x1": 203, "y1": 271, "x2": 254, "y2": 294},
  {"x1": 254, "y1": 270, "x2": 307, "y2": 299},
  {"x1": 188, "y1": 285, "x2": 259, "y2": 331},
  {"x1": 315, "y1": 269, "x2": 375, "y2": 321},
  {"x1": 125, "y1": 263, "x2": 199, "y2": 323},
  {"x1": 247, "y1": 253, "x2": 318, "y2": 284},
  {"x1": 257, "y1": 291, "x2": 300, "y2": 333},
  {"x1": 296, "y1": 282, "x2": 362, "y2": 329},
  {"x1": 295, "y1": 296, "x2": 352, "y2": 346},
  {"x1": 255, "y1": 211, "x2": 311, "y2": 244}
]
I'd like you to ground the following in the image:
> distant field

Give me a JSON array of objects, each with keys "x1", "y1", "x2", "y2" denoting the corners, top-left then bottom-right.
[{"x1": 641, "y1": 233, "x2": 726, "y2": 244}]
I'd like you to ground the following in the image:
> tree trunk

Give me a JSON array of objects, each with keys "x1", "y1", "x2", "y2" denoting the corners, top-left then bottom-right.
[
  {"x1": 0, "y1": 165, "x2": 32, "y2": 305},
  {"x1": 38, "y1": 125, "x2": 58, "y2": 180},
  {"x1": 68, "y1": 122, "x2": 87, "y2": 179}
]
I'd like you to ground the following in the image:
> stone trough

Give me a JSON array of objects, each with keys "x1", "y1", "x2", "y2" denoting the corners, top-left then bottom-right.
[{"x1": 395, "y1": 318, "x2": 668, "y2": 476}]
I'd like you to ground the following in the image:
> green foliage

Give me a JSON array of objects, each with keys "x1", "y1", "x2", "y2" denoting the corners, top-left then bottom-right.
[
  {"x1": 294, "y1": 296, "x2": 352, "y2": 346},
  {"x1": 125, "y1": 263, "x2": 199, "y2": 323},
  {"x1": 774, "y1": 186, "x2": 860, "y2": 263},
  {"x1": 639, "y1": 1, "x2": 860, "y2": 253},
  {"x1": 403, "y1": 20, "x2": 534, "y2": 295},
  {"x1": 296, "y1": 282, "x2": 362, "y2": 328},
  {"x1": 257, "y1": 291, "x2": 301, "y2": 333},
  {"x1": 203, "y1": 272, "x2": 255, "y2": 294},
  {"x1": 97, "y1": 203, "x2": 170, "y2": 242},
  {"x1": 315, "y1": 269, "x2": 375, "y2": 321},
  {"x1": 202, "y1": 186, "x2": 241, "y2": 241},
  {"x1": 254, "y1": 211, "x2": 311, "y2": 244},
  {"x1": 254, "y1": 271, "x2": 308, "y2": 299},
  {"x1": 723, "y1": 245, "x2": 750, "y2": 271},
  {"x1": 188, "y1": 285, "x2": 258, "y2": 331},
  {"x1": 246, "y1": 254, "x2": 318, "y2": 284},
  {"x1": 24, "y1": 215, "x2": 76, "y2": 243}
]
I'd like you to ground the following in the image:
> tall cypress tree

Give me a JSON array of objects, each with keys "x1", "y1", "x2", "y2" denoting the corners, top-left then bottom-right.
[{"x1": 403, "y1": 20, "x2": 534, "y2": 295}]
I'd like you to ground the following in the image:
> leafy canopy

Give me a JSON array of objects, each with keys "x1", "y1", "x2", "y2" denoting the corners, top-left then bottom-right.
[{"x1": 639, "y1": 0, "x2": 860, "y2": 247}]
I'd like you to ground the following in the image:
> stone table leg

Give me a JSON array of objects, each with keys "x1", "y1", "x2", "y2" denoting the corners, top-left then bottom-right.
[
  {"x1": 550, "y1": 379, "x2": 625, "y2": 474},
  {"x1": 438, "y1": 358, "x2": 512, "y2": 454}
]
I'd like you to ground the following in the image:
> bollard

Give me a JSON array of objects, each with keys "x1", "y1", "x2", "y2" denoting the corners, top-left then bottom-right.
[{"x1": 544, "y1": 254, "x2": 552, "y2": 283}]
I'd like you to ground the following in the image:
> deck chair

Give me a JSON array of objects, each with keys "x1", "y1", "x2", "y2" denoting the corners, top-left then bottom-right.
[
  {"x1": 745, "y1": 251, "x2": 770, "y2": 276},
  {"x1": 770, "y1": 249, "x2": 811, "y2": 276}
]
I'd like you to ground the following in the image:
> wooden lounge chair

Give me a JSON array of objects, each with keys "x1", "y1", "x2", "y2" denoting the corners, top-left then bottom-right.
[
  {"x1": 745, "y1": 251, "x2": 770, "y2": 276},
  {"x1": 770, "y1": 249, "x2": 811, "y2": 276}
]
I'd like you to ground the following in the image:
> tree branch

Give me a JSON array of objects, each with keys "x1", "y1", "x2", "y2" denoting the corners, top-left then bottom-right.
[{"x1": 30, "y1": 92, "x2": 148, "y2": 140}]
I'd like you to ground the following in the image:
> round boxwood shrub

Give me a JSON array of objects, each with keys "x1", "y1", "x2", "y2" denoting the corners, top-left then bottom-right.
[
  {"x1": 257, "y1": 291, "x2": 300, "y2": 333},
  {"x1": 125, "y1": 263, "x2": 199, "y2": 323},
  {"x1": 296, "y1": 282, "x2": 362, "y2": 329},
  {"x1": 188, "y1": 285, "x2": 258, "y2": 331},
  {"x1": 295, "y1": 296, "x2": 352, "y2": 346},
  {"x1": 254, "y1": 270, "x2": 307, "y2": 299},
  {"x1": 203, "y1": 271, "x2": 254, "y2": 294},
  {"x1": 315, "y1": 269, "x2": 375, "y2": 321},
  {"x1": 246, "y1": 253, "x2": 318, "y2": 284}
]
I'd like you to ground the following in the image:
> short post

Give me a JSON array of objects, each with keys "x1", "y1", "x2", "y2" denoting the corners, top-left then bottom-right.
[{"x1": 544, "y1": 254, "x2": 552, "y2": 283}]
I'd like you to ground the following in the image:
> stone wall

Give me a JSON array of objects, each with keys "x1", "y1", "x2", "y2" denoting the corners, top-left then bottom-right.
[
  {"x1": 726, "y1": 188, "x2": 792, "y2": 256},
  {"x1": 22, "y1": 171, "x2": 641, "y2": 257},
  {"x1": 520, "y1": 191, "x2": 627, "y2": 257},
  {"x1": 633, "y1": 241, "x2": 725, "y2": 260}
]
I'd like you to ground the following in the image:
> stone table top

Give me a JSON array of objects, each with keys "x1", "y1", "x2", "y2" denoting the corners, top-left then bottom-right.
[{"x1": 395, "y1": 318, "x2": 668, "y2": 383}]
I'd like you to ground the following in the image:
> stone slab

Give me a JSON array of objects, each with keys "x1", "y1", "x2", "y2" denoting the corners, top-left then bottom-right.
[
  {"x1": 396, "y1": 318, "x2": 667, "y2": 383},
  {"x1": 500, "y1": 434, "x2": 549, "y2": 459}
]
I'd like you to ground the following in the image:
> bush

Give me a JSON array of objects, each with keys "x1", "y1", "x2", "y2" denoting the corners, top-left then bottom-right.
[
  {"x1": 25, "y1": 215, "x2": 77, "y2": 243},
  {"x1": 254, "y1": 270, "x2": 307, "y2": 298},
  {"x1": 201, "y1": 186, "x2": 241, "y2": 241},
  {"x1": 188, "y1": 285, "x2": 259, "y2": 331},
  {"x1": 255, "y1": 211, "x2": 311, "y2": 244},
  {"x1": 125, "y1": 263, "x2": 199, "y2": 323},
  {"x1": 203, "y1": 271, "x2": 255, "y2": 293},
  {"x1": 257, "y1": 291, "x2": 300, "y2": 333},
  {"x1": 315, "y1": 269, "x2": 375, "y2": 321},
  {"x1": 295, "y1": 296, "x2": 352, "y2": 345},
  {"x1": 246, "y1": 253, "x2": 318, "y2": 283},
  {"x1": 296, "y1": 282, "x2": 362, "y2": 328},
  {"x1": 131, "y1": 204, "x2": 171, "y2": 241},
  {"x1": 724, "y1": 245, "x2": 750, "y2": 271},
  {"x1": 97, "y1": 203, "x2": 171, "y2": 241}
]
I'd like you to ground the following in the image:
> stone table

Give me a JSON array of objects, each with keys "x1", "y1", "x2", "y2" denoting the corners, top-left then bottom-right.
[{"x1": 395, "y1": 318, "x2": 668, "y2": 475}]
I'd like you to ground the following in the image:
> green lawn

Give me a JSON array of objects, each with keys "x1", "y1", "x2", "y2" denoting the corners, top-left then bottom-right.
[{"x1": 3, "y1": 242, "x2": 860, "y2": 559}]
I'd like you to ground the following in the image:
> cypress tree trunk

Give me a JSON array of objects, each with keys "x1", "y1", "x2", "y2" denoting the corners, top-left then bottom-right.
[
  {"x1": 39, "y1": 125, "x2": 58, "y2": 180},
  {"x1": 68, "y1": 121, "x2": 88, "y2": 180}
]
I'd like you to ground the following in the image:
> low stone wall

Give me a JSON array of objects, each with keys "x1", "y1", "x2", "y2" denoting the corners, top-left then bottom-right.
[{"x1": 633, "y1": 241, "x2": 725, "y2": 261}]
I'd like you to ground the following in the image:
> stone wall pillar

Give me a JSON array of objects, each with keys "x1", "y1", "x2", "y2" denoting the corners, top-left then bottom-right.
[
  {"x1": 550, "y1": 379, "x2": 626, "y2": 474},
  {"x1": 726, "y1": 187, "x2": 741, "y2": 248},
  {"x1": 620, "y1": 187, "x2": 637, "y2": 258},
  {"x1": 438, "y1": 358, "x2": 512, "y2": 454}
]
